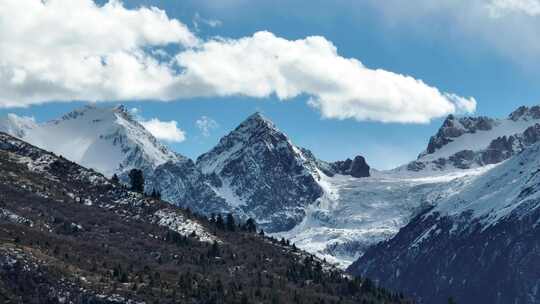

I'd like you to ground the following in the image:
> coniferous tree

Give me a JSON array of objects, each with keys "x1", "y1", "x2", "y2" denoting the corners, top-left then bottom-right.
[
  {"x1": 216, "y1": 214, "x2": 225, "y2": 230},
  {"x1": 208, "y1": 240, "x2": 220, "y2": 257},
  {"x1": 226, "y1": 213, "x2": 236, "y2": 231},
  {"x1": 111, "y1": 173, "x2": 120, "y2": 184},
  {"x1": 128, "y1": 169, "x2": 144, "y2": 193},
  {"x1": 243, "y1": 218, "x2": 257, "y2": 233}
]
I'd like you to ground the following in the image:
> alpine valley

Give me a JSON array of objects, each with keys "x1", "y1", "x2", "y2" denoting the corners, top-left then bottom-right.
[{"x1": 4, "y1": 104, "x2": 540, "y2": 303}]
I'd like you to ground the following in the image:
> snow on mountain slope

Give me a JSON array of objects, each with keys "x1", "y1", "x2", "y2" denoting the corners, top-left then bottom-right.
[
  {"x1": 0, "y1": 105, "x2": 178, "y2": 176},
  {"x1": 0, "y1": 113, "x2": 38, "y2": 139},
  {"x1": 350, "y1": 142, "x2": 540, "y2": 304},
  {"x1": 277, "y1": 166, "x2": 492, "y2": 268},
  {"x1": 429, "y1": 142, "x2": 540, "y2": 227},
  {"x1": 420, "y1": 119, "x2": 532, "y2": 162},
  {"x1": 401, "y1": 106, "x2": 540, "y2": 172}
]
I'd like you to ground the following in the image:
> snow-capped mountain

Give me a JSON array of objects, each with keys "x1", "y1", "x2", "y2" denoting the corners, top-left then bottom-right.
[
  {"x1": 196, "y1": 112, "x2": 328, "y2": 232},
  {"x1": 403, "y1": 106, "x2": 540, "y2": 172},
  {"x1": 349, "y1": 140, "x2": 540, "y2": 303},
  {"x1": 0, "y1": 105, "x2": 227, "y2": 215},
  {"x1": 285, "y1": 105, "x2": 540, "y2": 268},
  {"x1": 0, "y1": 105, "x2": 177, "y2": 176}
]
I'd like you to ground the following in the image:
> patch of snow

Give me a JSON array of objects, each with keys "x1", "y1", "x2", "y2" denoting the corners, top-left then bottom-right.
[
  {"x1": 0, "y1": 208, "x2": 33, "y2": 227},
  {"x1": 211, "y1": 178, "x2": 247, "y2": 209},
  {"x1": 154, "y1": 209, "x2": 218, "y2": 243}
]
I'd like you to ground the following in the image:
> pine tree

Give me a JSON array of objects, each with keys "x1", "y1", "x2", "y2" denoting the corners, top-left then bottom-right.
[
  {"x1": 208, "y1": 240, "x2": 220, "y2": 257},
  {"x1": 128, "y1": 169, "x2": 144, "y2": 193},
  {"x1": 243, "y1": 218, "x2": 257, "y2": 233},
  {"x1": 216, "y1": 214, "x2": 225, "y2": 230},
  {"x1": 226, "y1": 213, "x2": 236, "y2": 231},
  {"x1": 111, "y1": 173, "x2": 119, "y2": 184}
]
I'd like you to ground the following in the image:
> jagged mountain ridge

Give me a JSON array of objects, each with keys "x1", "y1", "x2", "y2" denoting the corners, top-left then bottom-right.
[
  {"x1": 403, "y1": 106, "x2": 540, "y2": 172},
  {"x1": 0, "y1": 131, "x2": 410, "y2": 304}
]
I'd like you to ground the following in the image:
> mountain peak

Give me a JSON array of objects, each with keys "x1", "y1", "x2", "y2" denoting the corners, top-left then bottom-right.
[
  {"x1": 238, "y1": 111, "x2": 276, "y2": 132},
  {"x1": 247, "y1": 111, "x2": 264, "y2": 120},
  {"x1": 0, "y1": 105, "x2": 179, "y2": 177},
  {"x1": 113, "y1": 104, "x2": 128, "y2": 113},
  {"x1": 196, "y1": 112, "x2": 324, "y2": 232},
  {"x1": 508, "y1": 105, "x2": 540, "y2": 121},
  {"x1": 197, "y1": 112, "x2": 289, "y2": 174}
]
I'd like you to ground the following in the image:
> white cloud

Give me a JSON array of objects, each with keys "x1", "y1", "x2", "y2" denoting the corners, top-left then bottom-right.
[
  {"x1": 0, "y1": 0, "x2": 476, "y2": 124},
  {"x1": 140, "y1": 118, "x2": 186, "y2": 143},
  {"x1": 488, "y1": 0, "x2": 540, "y2": 17},
  {"x1": 445, "y1": 93, "x2": 478, "y2": 114},
  {"x1": 193, "y1": 12, "x2": 222, "y2": 31},
  {"x1": 196, "y1": 116, "x2": 219, "y2": 137},
  {"x1": 0, "y1": 0, "x2": 197, "y2": 107},
  {"x1": 175, "y1": 32, "x2": 475, "y2": 123}
]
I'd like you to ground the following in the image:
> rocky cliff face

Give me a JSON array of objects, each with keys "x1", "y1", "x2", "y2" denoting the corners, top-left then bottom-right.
[
  {"x1": 196, "y1": 113, "x2": 326, "y2": 232},
  {"x1": 422, "y1": 114, "x2": 495, "y2": 156},
  {"x1": 146, "y1": 158, "x2": 229, "y2": 215},
  {"x1": 330, "y1": 155, "x2": 370, "y2": 178}
]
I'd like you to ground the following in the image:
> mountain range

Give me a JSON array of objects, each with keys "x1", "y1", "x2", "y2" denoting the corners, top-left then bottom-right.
[
  {"x1": 3, "y1": 104, "x2": 540, "y2": 302},
  {"x1": 0, "y1": 131, "x2": 409, "y2": 304}
]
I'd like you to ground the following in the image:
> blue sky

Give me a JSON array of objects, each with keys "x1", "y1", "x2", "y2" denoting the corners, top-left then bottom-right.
[{"x1": 1, "y1": 0, "x2": 540, "y2": 169}]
